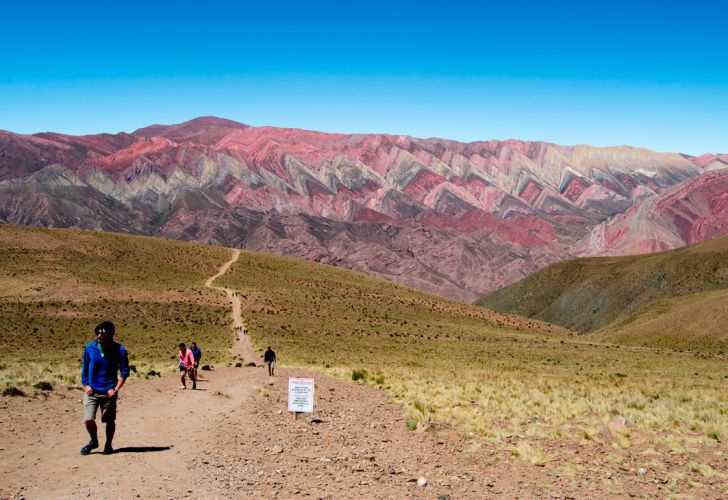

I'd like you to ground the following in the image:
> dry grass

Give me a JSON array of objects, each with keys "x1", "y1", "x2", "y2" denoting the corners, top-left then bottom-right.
[
  {"x1": 214, "y1": 245, "x2": 728, "y2": 460},
  {"x1": 0, "y1": 225, "x2": 235, "y2": 386},
  {"x1": 479, "y1": 234, "x2": 728, "y2": 353},
  {"x1": 594, "y1": 289, "x2": 728, "y2": 353},
  {"x1": 2, "y1": 224, "x2": 726, "y2": 484}
]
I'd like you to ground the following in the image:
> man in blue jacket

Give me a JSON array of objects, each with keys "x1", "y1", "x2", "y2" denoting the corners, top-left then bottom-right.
[
  {"x1": 80, "y1": 321, "x2": 130, "y2": 455},
  {"x1": 190, "y1": 341, "x2": 202, "y2": 382}
]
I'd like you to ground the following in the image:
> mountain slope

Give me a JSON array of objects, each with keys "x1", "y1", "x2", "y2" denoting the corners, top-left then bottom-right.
[
  {"x1": 0, "y1": 223, "x2": 567, "y2": 387},
  {"x1": 1, "y1": 117, "x2": 726, "y2": 301},
  {"x1": 591, "y1": 288, "x2": 728, "y2": 353},
  {"x1": 574, "y1": 170, "x2": 728, "y2": 256},
  {"x1": 477, "y1": 234, "x2": 728, "y2": 351}
]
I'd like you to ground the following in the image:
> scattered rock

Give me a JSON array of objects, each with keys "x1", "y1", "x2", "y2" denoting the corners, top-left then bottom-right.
[
  {"x1": 638, "y1": 467, "x2": 647, "y2": 475},
  {"x1": 417, "y1": 477, "x2": 427, "y2": 487}
]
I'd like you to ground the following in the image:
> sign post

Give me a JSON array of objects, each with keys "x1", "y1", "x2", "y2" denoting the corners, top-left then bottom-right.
[{"x1": 288, "y1": 377, "x2": 314, "y2": 420}]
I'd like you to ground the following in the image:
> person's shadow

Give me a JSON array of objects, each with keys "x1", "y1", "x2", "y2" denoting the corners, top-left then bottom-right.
[{"x1": 112, "y1": 446, "x2": 171, "y2": 453}]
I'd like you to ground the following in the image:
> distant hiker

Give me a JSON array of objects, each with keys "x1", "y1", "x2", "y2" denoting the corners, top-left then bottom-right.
[
  {"x1": 264, "y1": 346, "x2": 277, "y2": 377},
  {"x1": 190, "y1": 341, "x2": 202, "y2": 380},
  {"x1": 179, "y1": 343, "x2": 196, "y2": 389},
  {"x1": 80, "y1": 321, "x2": 130, "y2": 456}
]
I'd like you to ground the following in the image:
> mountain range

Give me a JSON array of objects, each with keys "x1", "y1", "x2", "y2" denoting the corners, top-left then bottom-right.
[{"x1": 1, "y1": 116, "x2": 726, "y2": 302}]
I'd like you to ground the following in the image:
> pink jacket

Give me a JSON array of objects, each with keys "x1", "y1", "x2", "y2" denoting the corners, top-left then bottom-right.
[{"x1": 179, "y1": 349, "x2": 195, "y2": 369}]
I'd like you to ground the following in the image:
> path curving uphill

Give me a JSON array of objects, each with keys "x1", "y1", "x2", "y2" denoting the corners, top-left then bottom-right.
[{"x1": 205, "y1": 248, "x2": 261, "y2": 365}]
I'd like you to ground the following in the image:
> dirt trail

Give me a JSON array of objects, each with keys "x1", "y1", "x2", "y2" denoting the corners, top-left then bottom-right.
[
  {"x1": 205, "y1": 248, "x2": 260, "y2": 365},
  {"x1": 0, "y1": 250, "x2": 258, "y2": 498},
  {"x1": 1, "y1": 248, "x2": 713, "y2": 499}
]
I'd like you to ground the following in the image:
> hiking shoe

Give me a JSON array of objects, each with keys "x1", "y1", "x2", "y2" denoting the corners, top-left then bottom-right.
[
  {"x1": 180, "y1": 385, "x2": 186, "y2": 389},
  {"x1": 103, "y1": 444, "x2": 114, "y2": 455},
  {"x1": 80, "y1": 440, "x2": 98, "y2": 455}
]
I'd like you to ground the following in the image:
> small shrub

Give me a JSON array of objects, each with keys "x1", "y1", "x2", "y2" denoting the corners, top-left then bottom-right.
[
  {"x1": 512, "y1": 442, "x2": 548, "y2": 466},
  {"x1": 235, "y1": 362, "x2": 243, "y2": 367},
  {"x1": 146, "y1": 369, "x2": 161, "y2": 377},
  {"x1": 3, "y1": 387, "x2": 26, "y2": 397},
  {"x1": 201, "y1": 364, "x2": 212, "y2": 371},
  {"x1": 705, "y1": 426, "x2": 722, "y2": 442},
  {"x1": 33, "y1": 381, "x2": 53, "y2": 391},
  {"x1": 351, "y1": 369, "x2": 368, "y2": 382},
  {"x1": 246, "y1": 362, "x2": 257, "y2": 367},
  {"x1": 405, "y1": 414, "x2": 418, "y2": 431}
]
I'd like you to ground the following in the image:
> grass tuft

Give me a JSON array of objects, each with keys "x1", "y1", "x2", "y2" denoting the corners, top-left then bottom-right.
[{"x1": 351, "y1": 369, "x2": 369, "y2": 382}]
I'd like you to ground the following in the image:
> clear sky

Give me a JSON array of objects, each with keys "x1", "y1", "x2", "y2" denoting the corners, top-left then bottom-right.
[{"x1": 2, "y1": 0, "x2": 726, "y2": 154}]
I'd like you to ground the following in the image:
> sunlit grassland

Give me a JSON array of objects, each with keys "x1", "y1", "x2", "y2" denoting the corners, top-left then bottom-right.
[
  {"x1": 479, "y1": 234, "x2": 728, "y2": 354},
  {"x1": 218, "y1": 249, "x2": 727, "y2": 467},
  {"x1": 593, "y1": 288, "x2": 728, "y2": 353},
  {"x1": 0, "y1": 225, "x2": 235, "y2": 387},
  {"x1": 2, "y1": 224, "x2": 726, "y2": 481}
]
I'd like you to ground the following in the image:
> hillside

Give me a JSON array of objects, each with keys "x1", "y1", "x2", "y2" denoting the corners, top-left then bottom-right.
[
  {"x1": 574, "y1": 170, "x2": 728, "y2": 257},
  {"x1": 2, "y1": 117, "x2": 727, "y2": 302},
  {"x1": 0, "y1": 224, "x2": 234, "y2": 386},
  {"x1": 2, "y1": 224, "x2": 726, "y2": 493},
  {"x1": 592, "y1": 288, "x2": 728, "y2": 352},
  {"x1": 0, "y1": 223, "x2": 564, "y2": 388},
  {"x1": 478, "y1": 234, "x2": 728, "y2": 351}
]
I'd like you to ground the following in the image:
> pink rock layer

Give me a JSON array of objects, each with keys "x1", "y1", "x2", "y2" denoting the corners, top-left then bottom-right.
[{"x1": 1, "y1": 116, "x2": 726, "y2": 300}]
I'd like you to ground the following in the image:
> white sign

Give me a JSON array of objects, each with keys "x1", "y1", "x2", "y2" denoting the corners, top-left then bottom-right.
[{"x1": 288, "y1": 377, "x2": 315, "y2": 413}]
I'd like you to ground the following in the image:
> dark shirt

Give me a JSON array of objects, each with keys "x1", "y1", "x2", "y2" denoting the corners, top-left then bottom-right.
[
  {"x1": 81, "y1": 340, "x2": 130, "y2": 392},
  {"x1": 191, "y1": 347, "x2": 202, "y2": 363},
  {"x1": 264, "y1": 350, "x2": 276, "y2": 363}
]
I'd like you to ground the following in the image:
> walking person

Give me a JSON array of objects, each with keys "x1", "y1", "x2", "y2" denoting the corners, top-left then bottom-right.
[
  {"x1": 80, "y1": 321, "x2": 130, "y2": 455},
  {"x1": 190, "y1": 341, "x2": 202, "y2": 381},
  {"x1": 264, "y1": 346, "x2": 277, "y2": 377},
  {"x1": 179, "y1": 343, "x2": 196, "y2": 389}
]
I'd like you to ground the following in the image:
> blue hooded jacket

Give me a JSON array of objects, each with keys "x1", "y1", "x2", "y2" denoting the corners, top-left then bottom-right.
[{"x1": 81, "y1": 340, "x2": 130, "y2": 392}]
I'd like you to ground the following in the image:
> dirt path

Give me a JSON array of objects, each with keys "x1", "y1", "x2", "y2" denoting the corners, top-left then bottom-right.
[
  {"x1": 205, "y1": 249, "x2": 260, "y2": 364},
  {"x1": 2, "y1": 249, "x2": 721, "y2": 499}
]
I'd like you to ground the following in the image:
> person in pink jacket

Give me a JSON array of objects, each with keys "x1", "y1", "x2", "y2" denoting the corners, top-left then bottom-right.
[{"x1": 178, "y1": 343, "x2": 196, "y2": 389}]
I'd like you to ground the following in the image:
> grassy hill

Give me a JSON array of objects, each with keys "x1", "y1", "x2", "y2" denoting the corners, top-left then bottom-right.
[
  {"x1": 2, "y1": 224, "x2": 726, "y2": 470},
  {"x1": 477, "y1": 235, "x2": 728, "y2": 352},
  {"x1": 213, "y1": 241, "x2": 727, "y2": 453},
  {"x1": 592, "y1": 288, "x2": 728, "y2": 353},
  {"x1": 0, "y1": 224, "x2": 234, "y2": 386}
]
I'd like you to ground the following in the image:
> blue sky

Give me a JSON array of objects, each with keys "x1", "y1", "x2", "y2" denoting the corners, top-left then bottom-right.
[{"x1": 1, "y1": 0, "x2": 726, "y2": 154}]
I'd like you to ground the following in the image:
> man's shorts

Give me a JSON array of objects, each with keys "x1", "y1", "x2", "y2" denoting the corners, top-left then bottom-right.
[{"x1": 83, "y1": 392, "x2": 117, "y2": 422}]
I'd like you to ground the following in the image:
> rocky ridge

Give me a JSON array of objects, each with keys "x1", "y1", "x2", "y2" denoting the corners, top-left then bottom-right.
[{"x1": 1, "y1": 116, "x2": 726, "y2": 300}]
